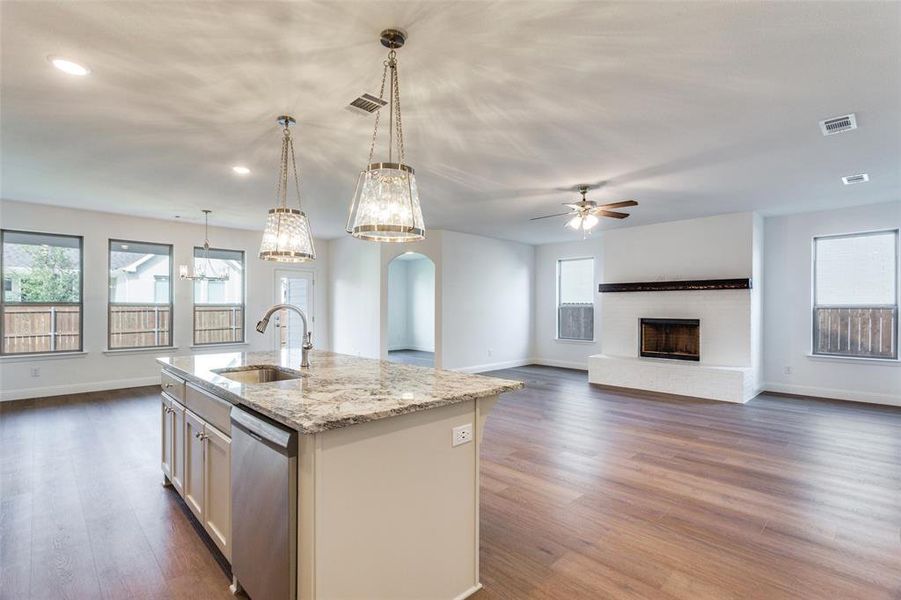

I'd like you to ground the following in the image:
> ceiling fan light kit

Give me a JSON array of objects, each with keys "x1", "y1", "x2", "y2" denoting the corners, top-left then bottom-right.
[
  {"x1": 345, "y1": 29, "x2": 426, "y2": 243},
  {"x1": 258, "y1": 115, "x2": 317, "y2": 262},
  {"x1": 531, "y1": 184, "x2": 638, "y2": 236}
]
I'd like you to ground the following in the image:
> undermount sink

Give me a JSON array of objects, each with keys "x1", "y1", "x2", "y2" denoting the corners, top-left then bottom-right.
[{"x1": 212, "y1": 366, "x2": 305, "y2": 384}]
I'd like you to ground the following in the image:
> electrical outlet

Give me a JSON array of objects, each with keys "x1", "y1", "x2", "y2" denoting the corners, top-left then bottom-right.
[
  {"x1": 784, "y1": 366, "x2": 792, "y2": 375},
  {"x1": 30, "y1": 367, "x2": 40, "y2": 378},
  {"x1": 452, "y1": 423, "x2": 473, "y2": 447}
]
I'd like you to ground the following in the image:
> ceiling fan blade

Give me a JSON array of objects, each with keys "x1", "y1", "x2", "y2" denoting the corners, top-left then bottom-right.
[
  {"x1": 597, "y1": 200, "x2": 638, "y2": 209},
  {"x1": 562, "y1": 203, "x2": 583, "y2": 209},
  {"x1": 595, "y1": 210, "x2": 630, "y2": 219},
  {"x1": 530, "y1": 212, "x2": 573, "y2": 221}
]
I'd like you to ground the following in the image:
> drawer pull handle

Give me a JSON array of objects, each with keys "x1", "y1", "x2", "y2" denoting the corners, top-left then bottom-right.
[{"x1": 164, "y1": 383, "x2": 173, "y2": 388}]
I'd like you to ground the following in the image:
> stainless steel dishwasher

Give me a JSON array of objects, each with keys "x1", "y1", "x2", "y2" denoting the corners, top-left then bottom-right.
[{"x1": 230, "y1": 405, "x2": 298, "y2": 600}]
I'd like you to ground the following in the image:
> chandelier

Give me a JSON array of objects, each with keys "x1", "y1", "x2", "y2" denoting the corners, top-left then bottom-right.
[
  {"x1": 259, "y1": 115, "x2": 316, "y2": 262},
  {"x1": 346, "y1": 29, "x2": 425, "y2": 242},
  {"x1": 180, "y1": 210, "x2": 229, "y2": 281}
]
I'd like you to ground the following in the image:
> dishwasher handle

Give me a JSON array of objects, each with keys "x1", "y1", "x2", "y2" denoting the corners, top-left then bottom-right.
[{"x1": 230, "y1": 405, "x2": 297, "y2": 456}]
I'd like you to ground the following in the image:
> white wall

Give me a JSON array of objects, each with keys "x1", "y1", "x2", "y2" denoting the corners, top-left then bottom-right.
[
  {"x1": 336, "y1": 229, "x2": 534, "y2": 372},
  {"x1": 763, "y1": 201, "x2": 901, "y2": 406},
  {"x1": 387, "y1": 259, "x2": 410, "y2": 350},
  {"x1": 387, "y1": 256, "x2": 436, "y2": 352},
  {"x1": 534, "y1": 212, "x2": 758, "y2": 371},
  {"x1": 534, "y1": 237, "x2": 604, "y2": 369},
  {"x1": 0, "y1": 199, "x2": 329, "y2": 401},
  {"x1": 408, "y1": 258, "x2": 436, "y2": 351},
  {"x1": 440, "y1": 231, "x2": 534, "y2": 372},
  {"x1": 329, "y1": 236, "x2": 380, "y2": 359}
]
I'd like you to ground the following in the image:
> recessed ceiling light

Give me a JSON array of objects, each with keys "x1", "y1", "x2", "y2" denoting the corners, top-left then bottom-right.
[
  {"x1": 48, "y1": 56, "x2": 90, "y2": 76},
  {"x1": 232, "y1": 165, "x2": 251, "y2": 175}
]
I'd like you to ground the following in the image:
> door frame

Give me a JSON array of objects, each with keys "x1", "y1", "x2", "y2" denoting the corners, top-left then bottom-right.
[{"x1": 272, "y1": 268, "x2": 316, "y2": 351}]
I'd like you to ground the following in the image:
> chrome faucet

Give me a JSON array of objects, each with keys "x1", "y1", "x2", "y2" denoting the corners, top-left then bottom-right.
[{"x1": 256, "y1": 303, "x2": 313, "y2": 368}]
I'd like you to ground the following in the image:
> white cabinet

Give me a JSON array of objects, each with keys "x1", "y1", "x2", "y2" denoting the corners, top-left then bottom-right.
[
  {"x1": 203, "y1": 423, "x2": 232, "y2": 560},
  {"x1": 171, "y1": 400, "x2": 186, "y2": 496},
  {"x1": 161, "y1": 395, "x2": 174, "y2": 482},
  {"x1": 183, "y1": 407, "x2": 232, "y2": 561},
  {"x1": 161, "y1": 393, "x2": 187, "y2": 496},
  {"x1": 184, "y1": 409, "x2": 206, "y2": 521},
  {"x1": 161, "y1": 370, "x2": 232, "y2": 564}
]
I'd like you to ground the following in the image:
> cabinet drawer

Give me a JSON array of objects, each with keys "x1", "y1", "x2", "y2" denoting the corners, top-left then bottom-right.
[
  {"x1": 161, "y1": 370, "x2": 185, "y2": 403},
  {"x1": 186, "y1": 383, "x2": 231, "y2": 436}
]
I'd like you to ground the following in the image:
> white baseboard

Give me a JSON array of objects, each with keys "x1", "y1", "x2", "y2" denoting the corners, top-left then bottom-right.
[
  {"x1": 452, "y1": 358, "x2": 534, "y2": 374},
  {"x1": 453, "y1": 583, "x2": 483, "y2": 600},
  {"x1": 763, "y1": 382, "x2": 901, "y2": 407},
  {"x1": 1, "y1": 376, "x2": 160, "y2": 402},
  {"x1": 530, "y1": 358, "x2": 589, "y2": 371},
  {"x1": 388, "y1": 345, "x2": 435, "y2": 353}
]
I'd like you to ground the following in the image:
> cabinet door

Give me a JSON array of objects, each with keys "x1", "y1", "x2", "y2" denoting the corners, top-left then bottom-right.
[
  {"x1": 203, "y1": 424, "x2": 232, "y2": 561},
  {"x1": 161, "y1": 395, "x2": 173, "y2": 481},
  {"x1": 184, "y1": 410, "x2": 205, "y2": 521},
  {"x1": 171, "y1": 399, "x2": 186, "y2": 497}
]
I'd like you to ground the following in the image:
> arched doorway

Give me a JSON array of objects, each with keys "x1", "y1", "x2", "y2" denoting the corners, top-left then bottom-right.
[{"x1": 386, "y1": 252, "x2": 435, "y2": 367}]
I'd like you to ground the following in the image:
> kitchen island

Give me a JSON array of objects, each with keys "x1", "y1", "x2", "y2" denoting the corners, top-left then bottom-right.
[{"x1": 157, "y1": 349, "x2": 522, "y2": 600}]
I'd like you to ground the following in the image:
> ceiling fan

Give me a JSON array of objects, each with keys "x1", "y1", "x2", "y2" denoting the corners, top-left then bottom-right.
[{"x1": 530, "y1": 185, "x2": 637, "y2": 234}]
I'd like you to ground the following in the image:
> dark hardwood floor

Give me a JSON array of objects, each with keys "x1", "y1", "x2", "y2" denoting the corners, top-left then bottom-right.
[{"x1": 2, "y1": 365, "x2": 899, "y2": 599}]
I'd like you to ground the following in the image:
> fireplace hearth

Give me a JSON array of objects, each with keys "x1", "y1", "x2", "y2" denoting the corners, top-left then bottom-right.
[{"x1": 640, "y1": 318, "x2": 700, "y2": 361}]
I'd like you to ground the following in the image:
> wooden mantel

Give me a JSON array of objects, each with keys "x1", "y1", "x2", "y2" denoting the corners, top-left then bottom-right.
[{"x1": 598, "y1": 278, "x2": 752, "y2": 293}]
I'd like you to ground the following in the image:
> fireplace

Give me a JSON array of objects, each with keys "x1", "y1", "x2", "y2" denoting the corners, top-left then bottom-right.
[{"x1": 640, "y1": 318, "x2": 700, "y2": 361}]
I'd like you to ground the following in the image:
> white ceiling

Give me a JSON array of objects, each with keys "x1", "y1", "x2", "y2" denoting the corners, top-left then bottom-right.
[{"x1": 2, "y1": 1, "x2": 899, "y2": 245}]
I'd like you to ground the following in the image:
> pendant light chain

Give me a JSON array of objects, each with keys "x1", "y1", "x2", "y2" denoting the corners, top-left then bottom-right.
[
  {"x1": 392, "y1": 55, "x2": 405, "y2": 164},
  {"x1": 367, "y1": 59, "x2": 390, "y2": 166},
  {"x1": 289, "y1": 129, "x2": 302, "y2": 209}
]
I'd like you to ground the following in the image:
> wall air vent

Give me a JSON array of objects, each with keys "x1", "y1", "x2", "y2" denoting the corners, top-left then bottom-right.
[
  {"x1": 842, "y1": 173, "x2": 869, "y2": 185},
  {"x1": 347, "y1": 93, "x2": 387, "y2": 115},
  {"x1": 819, "y1": 113, "x2": 857, "y2": 136}
]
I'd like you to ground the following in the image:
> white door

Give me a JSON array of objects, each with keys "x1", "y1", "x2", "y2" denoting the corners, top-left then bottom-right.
[{"x1": 273, "y1": 269, "x2": 314, "y2": 351}]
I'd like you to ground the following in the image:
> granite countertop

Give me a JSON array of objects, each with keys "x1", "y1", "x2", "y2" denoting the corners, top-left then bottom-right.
[{"x1": 157, "y1": 350, "x2": 523, "y2": 433}]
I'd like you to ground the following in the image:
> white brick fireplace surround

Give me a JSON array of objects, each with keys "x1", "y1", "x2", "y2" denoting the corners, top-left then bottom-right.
[
  {"x1": 585, "y1": 212, "x2": 764, "y2": 403},
  {"x1": 588, "y1": 289, "x2": 757, "y2": 402}
]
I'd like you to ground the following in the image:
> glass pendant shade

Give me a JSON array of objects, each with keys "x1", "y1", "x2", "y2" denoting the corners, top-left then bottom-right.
[
  {"x1": 258, "y1": 115, "x2": 316, "y2": 262},
  {"x1": 347, "y1": 29, "x2": 426, "y2": 243},
  {"x1": 259, "y1": 207, "x2": 316, "y2": 261},
  {"x1": 348, "y1": 162, "x2": 424, "y2": 242}
]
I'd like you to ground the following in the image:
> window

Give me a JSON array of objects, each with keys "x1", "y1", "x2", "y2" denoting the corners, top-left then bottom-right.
[
  {"x1": 193, "y1": 248, "x2": 245, "y2": 345},
  {"x1": 1, "y1": 230, "x2": 83, "y2": 355},
  {"x1": 108, "y1": 240, "x2": 173, "y2": 349},
  {"x1": 557, "y1": 257, "x2": 594, "y2": 341},
  {"x1": 813, "y1": 230, "x2": 898, "y2": 359}
]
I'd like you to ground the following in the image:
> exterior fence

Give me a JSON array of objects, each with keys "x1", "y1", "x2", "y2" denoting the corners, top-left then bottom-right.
[
  {"x1": 109, "y1": 304, "x2": 171, "y2": 349},
  {"x1": 814, "y1": 306, "x2": 897, "y2": 359},
  {"x1": 1, "y1": 304, "x2": 81, "y2": 354},
  {"x1": 194, "y1": 304, "x2": 244, "y2": 345},
  {"x1": 558, "y1": 303, "x2": 594, "y2": 341}
]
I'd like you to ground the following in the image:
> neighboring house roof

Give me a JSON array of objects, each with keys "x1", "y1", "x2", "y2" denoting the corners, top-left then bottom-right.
[{"x1": 3, "y1": 245, "x2": 158, "y2": 273}]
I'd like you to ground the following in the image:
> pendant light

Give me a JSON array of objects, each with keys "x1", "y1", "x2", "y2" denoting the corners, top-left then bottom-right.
[
  {"x1": 180, "y1": 210, "x2": 229, "y2": 281},
  {"x1": 259, "y1": 115, "x2": 316, "y2": 262},
  {"x1": 346, "y1": 29, "x2": 425, "y2": 242}
]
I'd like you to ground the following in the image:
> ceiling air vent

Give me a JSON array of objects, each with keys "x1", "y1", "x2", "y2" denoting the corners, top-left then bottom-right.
[
  {"x1": 819, "y1": 113, "x2": 857, "y2": 136},
  {"x1": 842, "y1": 173, "x2": 869, "y2": 185},
  {"x1": 347, "y1": 93, "x2": 387, "y2": 116}
]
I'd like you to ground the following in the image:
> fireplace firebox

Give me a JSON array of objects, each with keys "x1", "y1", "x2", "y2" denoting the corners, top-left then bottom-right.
[{"x1": 640, "y1": 318, "x2": 700, "y2": 361}]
